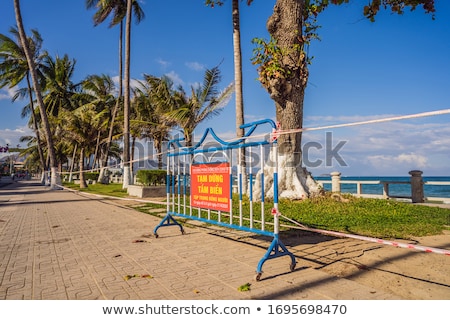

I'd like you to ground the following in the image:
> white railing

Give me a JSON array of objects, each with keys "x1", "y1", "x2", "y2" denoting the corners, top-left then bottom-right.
[
  {"x1": 424, "y1": 181, "x2": 450, "y2": 203},
  {"x1": 317, "y1": 172, "x2": 450, "y2": 204}
]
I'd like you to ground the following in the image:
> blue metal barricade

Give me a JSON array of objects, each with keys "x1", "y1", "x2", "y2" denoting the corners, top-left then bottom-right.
[{"x1": 153, "y1": 119, "x2": 296, "y2": 280}]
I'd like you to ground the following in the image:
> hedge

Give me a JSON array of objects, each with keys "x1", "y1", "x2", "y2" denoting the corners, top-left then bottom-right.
[
  {"x1": 136, "y1": 169, "x2": 167, "y2": 186},
  {"x1": 84, "y1": 172, "x2": 100, "y2": 181}
]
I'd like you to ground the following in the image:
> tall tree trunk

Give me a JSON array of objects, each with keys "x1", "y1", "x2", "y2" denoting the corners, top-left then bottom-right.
[
  {"x1": 14, "y1": 0, "x2": 62, "y2": 190},
  {"x1": 254, "y1": 0, "x2": 320, "y2": 200},
  {"x1": 98, "y1": 21, "x2": 123, "y2": 184},
  {"x1": 122, "y1": 0, "x2": 132, "y2": 189},
  {"x1": 233, "y1": 0, "x2": 245, "y2": 138},
  {"x1": 130, "y1": 135, "x2": 136, "y2": 179},
  {"x1": 155, "y1": 139, "x2": 163, "y2": 169},
  {"x1": 26, "y1": 74, "x2": 46, "y2": 184},
  {"x1": 92, "y1": 130, "x2": 101, "y2": 171},
  {"x1": 79, "y1": 147, "x2": 87, "y2": 189},
  {"x1": 68, "y1": 144, "x2": 77, "y2": 182},
  {"x1": 232, "y1": 0, "x2": 247, "y2": 193}
]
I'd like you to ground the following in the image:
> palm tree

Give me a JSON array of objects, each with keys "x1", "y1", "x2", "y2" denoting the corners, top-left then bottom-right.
[
  {"x1": 122, "y1": 0, "x2": 133, "y2": 188},
  {"x1": 13, "y1": 0, "x2": 61, "y2": 189},
  {"x1": 0, "y1": 27, "x2": 48, "y2": 184},
  {"x1": 80, "y1": 74, "x2": 117, "y2": 170},
  {"x1": 232, "y1": 0, "x2": 248, "y2": 192},
  {"x1": 39, "y1": 53, "x2": 81, "y2": 176},
  {"x1": 41, "y1": 54, "x2": 79, "y2": 116},
  {"x1": 166, "y1": 65, "x2": 234, "y2": 147},
  {"x1": 85, "y1": 0, "x2": 145, "y2": 185},
  {"x1": 19, "y1": 134, "x2": 45, "y2": 174},
  {"x1": 64, "y1": 105, "x2": 102, "y2": 188},
  {"x1": 206, "y1": 0, "x2": 246, "y2": 137},
  {"x1": 206, "y1": 0, "x2": 247, "y2": 190},
  {"x1": 134, "y1": 75, "x2": 177, "y2": 169}
]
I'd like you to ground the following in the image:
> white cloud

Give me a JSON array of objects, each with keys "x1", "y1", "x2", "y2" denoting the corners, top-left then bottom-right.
[
  {"x1": 304, "y1": 114, "x2": 399, "y2": 128},
  {"x1": 155, "y1": 58, "x2": 170, "y2": 68},
  {"x1": 301, "y1": 113, "x2": 450, "y2": 175},
  {"x1": 367, "y1": 153, "x2": 429, "y2": 170},
  {"x1": 165, "y1": 71, "x2": 184, "y2": 88},
  {"x1": 111, "y1": 76, "x2": 141, "y2": 93},
  {"x1": 0, "y1": 87, "x2": 16, "y2": 100},
  {"x1": 185, "y1": 62, "x2": 205, "y2": 71},
  {"x1": 244, "y1": 114, "x2": 275, "y2": 124},
  {"x1": 189, "y1": 81, "x2": 201, "y2": 91},
  {"x1": 0, "y1": 126, "x2": 33, "y2": 147}
]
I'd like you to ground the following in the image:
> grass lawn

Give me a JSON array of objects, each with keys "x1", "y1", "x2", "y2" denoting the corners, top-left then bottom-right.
[
  {"x1": 62, "y1": 182, "x2": 128, "y2": 198},
  {"x1": 278, "y1": 196, "x2": 450, "y2": 239},
  {"x1": 63, "y1": 182, "x2": 450, "y2": 240}
]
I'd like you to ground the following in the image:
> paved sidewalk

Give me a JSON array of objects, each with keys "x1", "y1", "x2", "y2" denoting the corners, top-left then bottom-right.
[{"x1": 0, "y1": 179, "x2": 401, "y2": 300}]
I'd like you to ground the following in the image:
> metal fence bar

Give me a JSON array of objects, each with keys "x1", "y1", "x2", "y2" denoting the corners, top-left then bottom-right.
[
  {"x1": 249, "y1": 145, "x2": 254, "y2": 229},
  {"x1": 260, "y1": 144, "x2": 265, "y2": 231}
]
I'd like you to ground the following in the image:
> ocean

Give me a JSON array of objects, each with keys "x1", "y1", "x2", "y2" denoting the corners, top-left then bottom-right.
[{"x1": 314, "y1": 176, "x2": 450, "y2": 199}]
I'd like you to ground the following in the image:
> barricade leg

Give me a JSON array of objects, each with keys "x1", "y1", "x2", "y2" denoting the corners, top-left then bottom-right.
[
  {"x1": 153, "y1": 213, "x2": 185, "y2": 238},
  {"x1": 254, "y1": 234, "x2": 296, "y2": 281}
]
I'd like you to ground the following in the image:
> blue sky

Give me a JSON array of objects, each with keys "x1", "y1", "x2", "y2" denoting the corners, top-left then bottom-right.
[{"x1": 1, "y1": 1, "x2": 449, "y2": 176}]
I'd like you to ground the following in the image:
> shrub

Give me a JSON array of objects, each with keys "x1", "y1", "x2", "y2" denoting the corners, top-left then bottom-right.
[
  {"x1": 84, "y1": 172, "x2": 100, "y2": 181},
  {"x1": 136, "y1": 169, "x2": 167, "y2": 186}
]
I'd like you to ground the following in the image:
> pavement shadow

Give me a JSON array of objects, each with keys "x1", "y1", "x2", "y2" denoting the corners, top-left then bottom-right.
[
  {"x1": 0, "y1": 197, "x2": 102, "y2": 206},
  {"x1": 202, "y1": 223, "x2": 450, "y2": 293}
]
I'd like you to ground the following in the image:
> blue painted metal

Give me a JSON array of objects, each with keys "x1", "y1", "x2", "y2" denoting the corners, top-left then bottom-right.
[
  {"x1": 256, "y1": 234, "x2": 296, "y2": 273},
  {"x1": 168, "y1": 211, "x2": 274, "y2": 238},
  {"x1": 153, "y1": 118, "x2": 296, "y2": 280},
  {"x1": 153, "y1": 212, "x2": 184, "y2": 237},
  {"x1": 273, "y1": 172, "x2": 279, "y2": 204}
]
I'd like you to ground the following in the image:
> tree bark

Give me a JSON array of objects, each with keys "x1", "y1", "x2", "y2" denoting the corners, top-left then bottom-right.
[
  {"x1": 266, "y1": 0, "x2": 305, "y2": 156},
  {"x1": 122, "y1": 0, "x2": 132, "y2": 189},
  {"x1": 92, "y1": 130, "x2": 101, "y2": 171},
  {"x1": 255, "y1": 0, "x2": 320, "y2": 199},
  {"x1": 232, "y1": 0, "x2": 247, "y2": 193},
  {"x1": 79, "y1": 147, "x2": 87, "y2": 189},
  {"x1": 98, "y1": 21, "x2": 123, "y2": 184},
  {"x1": 14, "y1": 0, "x2": 62, "y2": 190},
  {"x1": 233, "y1": 0, "x2": 245, "y2": 139},
  {"x1": 26, "y1": 74, "x2": 46, "y2": 184},
  {"x1": 68, "y1": 144, "x2": 77, "y2": 182}
]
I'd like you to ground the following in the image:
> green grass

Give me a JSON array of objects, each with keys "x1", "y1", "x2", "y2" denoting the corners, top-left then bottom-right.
[
  {"x1": 63, "y1": 182, "x2": 128, "y2": 198},
  {"x1": 279, "y1": 196, "x2": 450, "y2": 239},
  {"x1": 63, "y1": 182, "x2": 450, "y2": 240}
]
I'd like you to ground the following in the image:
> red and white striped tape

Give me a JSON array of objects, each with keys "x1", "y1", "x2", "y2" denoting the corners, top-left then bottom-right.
[{"x1": 281, "y1": 214, "x2": 450, "y2": 256}]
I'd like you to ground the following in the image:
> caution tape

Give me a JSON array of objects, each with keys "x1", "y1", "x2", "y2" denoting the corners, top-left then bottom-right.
[
  {"x1": 57, "y1": 108, "x2": 450, "y2": 177},
  {"x1": 281, "y1": 214, "x2": 450, "y2": 256}
]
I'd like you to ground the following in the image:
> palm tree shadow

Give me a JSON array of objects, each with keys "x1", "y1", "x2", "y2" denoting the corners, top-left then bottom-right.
[{"x1": 208, "y1": 226, "x2": 450, "y2": 293}]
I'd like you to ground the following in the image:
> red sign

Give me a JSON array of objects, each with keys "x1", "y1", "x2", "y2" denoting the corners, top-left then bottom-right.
[{"x1": 191, "y1": 162, "x2": 230, "y2": 212}]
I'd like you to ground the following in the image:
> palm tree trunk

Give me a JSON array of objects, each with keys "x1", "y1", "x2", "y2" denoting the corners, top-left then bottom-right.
[
  {"x1": 232, "y1": 0, "x2": 245, "y2": 138},
  {"x1": 14, "y1": 0, "x2": 62, "y2": 189},
  {"x1": 79, "y1": 147, "x2": 87, "y2": 189},
  {"x1": 98, "y1": 21, "x2": 123, "y2": 184},
  {"x1": 232, "y1": 0, "x2": 247, "y2": 193},
  {"x1": 155, "y1": 139, "x2": 163, "y2": 169},
  {"x1": 130, "y1": 135, "x2": 136, "y2": 179},
  {"x1": 122, "y1": 0, "x2": 132, "y2": 189},
  {"x1": 68, "y1": 144, "x2": 77, "y2": 182},
  {"x1": 26, "y1": 74, "x2": 46, "y2": 184},
  {"x1": 92, "y1": 130, "x2": 101, "y2": 171}
]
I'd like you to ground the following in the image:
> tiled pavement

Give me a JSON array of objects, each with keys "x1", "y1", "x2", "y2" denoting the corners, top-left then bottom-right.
[{"x1": 0, "y1": 178, "x2": 401, "y2": 300}]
